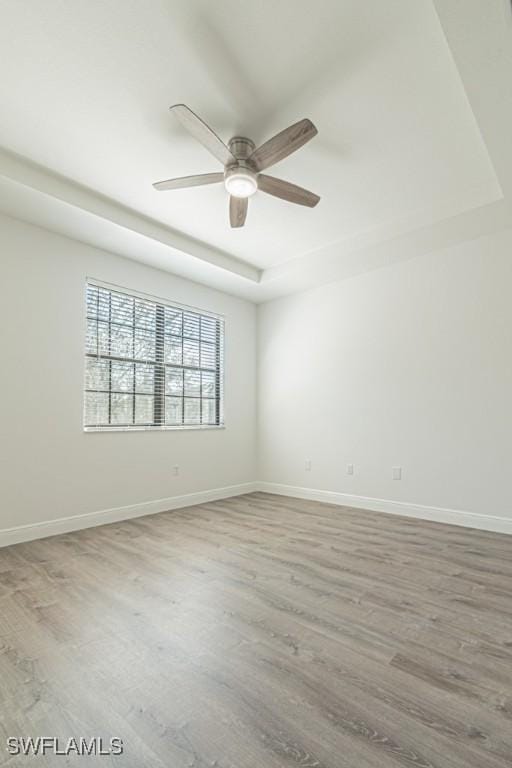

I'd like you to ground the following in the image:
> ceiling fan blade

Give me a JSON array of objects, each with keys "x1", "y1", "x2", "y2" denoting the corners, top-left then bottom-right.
[
  {"x1": 170, "y1": 104, "x2": 234, "y2": 166},
  {"x1": 249, "y1": 118, "x2": 318, "y2": 171},
  {"x1": 153, "y1": 173, "x2": 224, "y2": 191},
  {"x1": 229, "y1": 196, "x2": 248, "y2": 228},
  {"x1": 258, "y1": 174, "x2": 320, "y2": 207}
]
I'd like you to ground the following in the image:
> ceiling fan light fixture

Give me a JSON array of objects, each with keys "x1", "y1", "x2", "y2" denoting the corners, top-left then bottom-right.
[{"x1": 224, "y1": 169, "x2": 258, "y2": 198}]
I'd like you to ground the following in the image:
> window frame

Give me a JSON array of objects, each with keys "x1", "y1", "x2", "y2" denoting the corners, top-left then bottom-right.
[{"x1": 83, "y1": 279, "x2": 225, "y2": 432}]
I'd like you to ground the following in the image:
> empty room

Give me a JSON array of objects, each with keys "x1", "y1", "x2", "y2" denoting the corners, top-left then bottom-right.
[{"x1": 1, "y1": 0, "x2": 511, "y2": 765}]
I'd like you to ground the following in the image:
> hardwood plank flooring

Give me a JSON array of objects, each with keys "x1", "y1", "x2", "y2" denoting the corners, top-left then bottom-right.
[{"x1": 0, "y1": 492, "x2": 511, "y2": 767}]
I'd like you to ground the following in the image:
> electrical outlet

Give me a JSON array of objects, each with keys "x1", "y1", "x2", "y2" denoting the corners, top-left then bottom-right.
[
  {"x1": 347, "y1": 463, "x2": 354, "y2": 475},
  {"x1": 304, "y1": 459, "x2": 312, "y2": 471},
  {"x1": 392, "y1": 466, "x2": 402, "y2": 480},
  {"x1": 172, "y1": 465, "x2": 180, "y2": 476}
]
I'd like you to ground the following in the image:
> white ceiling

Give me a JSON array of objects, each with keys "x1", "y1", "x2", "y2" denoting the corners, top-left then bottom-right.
[{"x1": 0, "y1": 0, "x2": 511, "y2": 301}]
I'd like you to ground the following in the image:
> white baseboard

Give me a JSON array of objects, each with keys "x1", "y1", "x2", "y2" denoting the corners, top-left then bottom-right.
[
  {"x1": 256, "y1": 482, "x2": 512, "y2": 535},
  {"x1": 2, "y1": 480, "x2": 511, "y2": 548},
  {"x1": 0, "y1": 482, "x2": 258, "y2": 548}
]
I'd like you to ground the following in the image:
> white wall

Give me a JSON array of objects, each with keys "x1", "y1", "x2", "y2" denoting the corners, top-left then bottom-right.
[
  {"x1": 0, "y1": 214, "x2": 256, "y2": 535},
  {"x1": 258, "y1": 228, "x2": 512, "y2": 525},
  {"x1": 2, "y1": 212, "x2": 511, "y2": 542}
]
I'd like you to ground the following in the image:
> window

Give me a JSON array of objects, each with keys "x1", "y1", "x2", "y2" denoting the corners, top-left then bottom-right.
[{"x1": 84, "y1": 282, "x2": 224, "y2": 430}]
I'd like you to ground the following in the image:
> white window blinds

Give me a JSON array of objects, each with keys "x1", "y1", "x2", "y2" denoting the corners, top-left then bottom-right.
[{"x1": 84, "y1": 282, "x2": 224, "y2": 430}]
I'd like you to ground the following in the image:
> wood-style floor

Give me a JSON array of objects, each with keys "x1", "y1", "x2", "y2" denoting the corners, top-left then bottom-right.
[{"x1": 1, "y1": 492, "x2": 512, "y2": 767}]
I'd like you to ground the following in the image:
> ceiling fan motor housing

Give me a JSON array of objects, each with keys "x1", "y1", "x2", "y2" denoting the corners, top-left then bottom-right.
[
  {"x1": 225, "y1": 137, "x2": 258, "y2": 197},
  {"x1": 228, "y1": 136, "x2": 256, "y2": 160}
]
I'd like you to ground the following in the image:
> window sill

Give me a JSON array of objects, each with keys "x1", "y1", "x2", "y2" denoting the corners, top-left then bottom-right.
[{"x1": 84, "y1": 425, "x2": 225, "y2": 433}]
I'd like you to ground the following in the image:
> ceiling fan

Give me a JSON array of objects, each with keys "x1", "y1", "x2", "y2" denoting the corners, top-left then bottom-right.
[{"x1": 153, "y1": 104, "x2": 320, "y2": 228}]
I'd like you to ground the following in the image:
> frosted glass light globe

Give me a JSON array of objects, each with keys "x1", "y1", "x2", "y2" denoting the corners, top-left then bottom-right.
[{"x1": 225, "y1": 171, "x2": 258, "y2": 198}]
